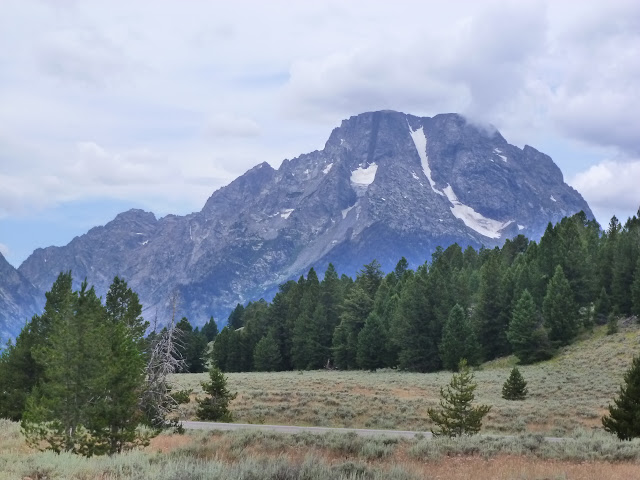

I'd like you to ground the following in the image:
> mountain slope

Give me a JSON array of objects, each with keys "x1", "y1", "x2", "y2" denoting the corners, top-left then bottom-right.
[
  {"x1": 15, "y1": 111, "x2": 592, "y2": 326},
  {"x1": 0, "y1": 253, "x2": 42, "y2": 341}
]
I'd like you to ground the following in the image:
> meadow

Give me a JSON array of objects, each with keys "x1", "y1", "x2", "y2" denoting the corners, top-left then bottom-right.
[
  {"x1": 173, "y1": 320, "x2": 640, "y2": 437},
  {"x1": 2, "y1": 320, "x2": 640, "y2": 479}
]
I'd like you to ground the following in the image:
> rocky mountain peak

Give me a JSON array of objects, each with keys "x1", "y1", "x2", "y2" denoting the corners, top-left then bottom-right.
[{"x1": 6, "y1": 110, "x2": 593, "y2": 334}]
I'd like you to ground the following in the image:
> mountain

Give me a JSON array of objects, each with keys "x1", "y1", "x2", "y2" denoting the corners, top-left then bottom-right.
[
  {"x1": 0, "y1": 252, "x2": 42, "y2": 341},
  {"x1": 11, "y1": 111, "x2": 592, "y2": 328}
]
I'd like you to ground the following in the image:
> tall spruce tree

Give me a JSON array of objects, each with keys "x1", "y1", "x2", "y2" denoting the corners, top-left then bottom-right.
[
  {"x1": 602, "y1": 355, "x2": 640, "y2": 440},
  {"x1": 332, "y1": 285, "x2": 373, "y2": 369},
  {"x1": 631, "y1": 257, "x2": 640, "y2": 318},
  {"x1": 507, "y1": 290, "x2": 551, "y2": 364},
  {"x1": 99, "y1": 277, "x2": 148, "y2": 454},
  {"x1": 22, "y1": 280, "x2": 109, "y2": 455},
  {"x1": 201, "y1": 316, "x2": 219, "y2": 342},
  {"x1": 543, "y1": 265, "x2": 579, "y2": 345},
  {"x1": 475, "y1": 253, "x2": 508, "y2": 360},
  {"x1": 253, "y1": 331, "x2": 282, "y2": 371},
  {"x1": 440, "y1": 304, "x2": 478, "y2": 370},
  {"x1": 356, "y1": 312, "x2": 387, "y2": 371},
  {"x1": 393, "y1": 271, "x2": 440, "y2": 372},
  {"x1": 594, "y1": 287, "x2": 612, "y2": 325}
]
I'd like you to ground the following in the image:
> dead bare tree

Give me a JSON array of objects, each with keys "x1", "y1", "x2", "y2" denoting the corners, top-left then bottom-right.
[{"x1": 139, "y1": 292, "x2": 186, "y2": 431}]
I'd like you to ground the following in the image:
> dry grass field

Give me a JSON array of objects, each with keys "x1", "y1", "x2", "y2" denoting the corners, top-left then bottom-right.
[
  {"x1": 3, "y1": 421, "x2": 640, "y2": 479},
  {"x1": 2, "y1": 320, "x2": 640, "y2": 479},
  {"x1": 172, "y1": 320, "x2": 640, "y2": 437}
]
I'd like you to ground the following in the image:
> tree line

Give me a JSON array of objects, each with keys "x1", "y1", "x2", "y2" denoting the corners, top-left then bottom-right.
[
  {"x1": 0, "y1": 274, "x2": 189, "y2": 455},
  {"x1": 211, "y1": 210, "x2": 640, "y2": 372}
]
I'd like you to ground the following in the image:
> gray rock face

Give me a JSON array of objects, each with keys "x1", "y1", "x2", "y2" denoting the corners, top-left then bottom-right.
[
  {"x1": 0, "y1": 253, "x2": 42, "y2": 341},
  {"x1": 10, "y1": 111, "x2": 593, "y2": 329}
]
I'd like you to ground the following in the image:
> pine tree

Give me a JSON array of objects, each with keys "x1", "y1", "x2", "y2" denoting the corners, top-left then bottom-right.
[
  {"x1": 253, "y1": 331, "x2": 282, "y2": 371},
  {"x1": 356, "y1": 312, "x2": 387, "y2": 371},
  {"x1": 594, "y1": 287, "x2": 611, "y2": 325},
  {"x1": 543, "y1": 265, "x2": 579, "y2": 346},
  {"x1": 603, "y1": 355, "x2": 640, "y2": 440},
  {"x1": 440, "y1": 304, "x2": 478, "y2": 370},
  {"x1": 196, "y1": 367, "x2": 236, "y2": 422},
  {"x1": 97, "y1": 277, "x2": 148, "y2": 454},
  {"x1": 475, "y1": 253, "x2": 509, "y2": 360},
  {"x1": 502, "y1": 367, "x2": 528, "y2": 400},
  {"x1": 201, "y1": 316, "x2": 219, "y2": 342},
  {"x1": 21, "y1": 280, "x2": 110, "y2": 455},
  {"x1": 631, "y1": 257, "x2": 640, "y2": 318},
  {"x1": 427, "y1": 359, "x2": 491, "y2": 437},
  {"x1": 227, "y1": 304, "x2": 245, "y2": 330},
  {"x1": 331, "y1": 285, "x2": 373, "y2": 369},
  {"x1": 211, "y1": 326, "x2": 232, "y2": 371},
  {"x1": 507, "y1": 290, "x2": 551, "y2": 364}
]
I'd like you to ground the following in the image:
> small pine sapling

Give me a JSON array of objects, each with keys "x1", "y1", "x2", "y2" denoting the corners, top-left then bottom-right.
[
  {"x1": 427, "y1": 359, "x2": 491, "y2": 437},
  {"x1": 196, "y1": 366, "x2": 236, "y2": 422},
  {"x1": 502, "y1": 367, "x2": 528, "y2": 400}
]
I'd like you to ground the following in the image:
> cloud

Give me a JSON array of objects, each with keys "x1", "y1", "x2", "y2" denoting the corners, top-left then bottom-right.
[
  {"x1": 0, "y1": 0, "x2": 638, "y2": 238},
  {"x1": 570, "y1": 159, "x2": 640, "y2": 224},
  {"x1": 0, "y1": 243, "x2": 9, "y2": 257},
  {"x1": 204, "y1": 114, "x2": 260, "y2": 138}
]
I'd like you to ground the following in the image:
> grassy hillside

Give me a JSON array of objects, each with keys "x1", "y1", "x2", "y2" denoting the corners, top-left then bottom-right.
[{"x1": 173, "y1": 319, "x2": 640, "y2": 436}]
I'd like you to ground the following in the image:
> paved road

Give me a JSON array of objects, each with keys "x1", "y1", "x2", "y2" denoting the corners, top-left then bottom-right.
[
  {"x1": 181, "y1": 421, "x2": 433, "y2": 438},
  {"x1": 181, "y1": 421, "x2": 566, "y2": 443}
]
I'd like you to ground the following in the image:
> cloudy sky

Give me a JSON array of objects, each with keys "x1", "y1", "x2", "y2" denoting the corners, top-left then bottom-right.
[{"x1": 1, "y1": 0, "x2": 638, "y2": 267}]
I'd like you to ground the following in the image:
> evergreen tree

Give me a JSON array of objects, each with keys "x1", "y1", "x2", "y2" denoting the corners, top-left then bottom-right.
[
  {"x1": 393, "y1": 271, "x2": 439, "y2": 372},
  {"x1": 211, "y1": 326, "x2": 232, "y2": 371},
  {"x1": 356, "y1": 312, "x2": 387, "y2": 371},
  {"x1": 543, "y1": 265, "x2": 579, "y2": 346},
  {"x1": 0, "y1": 272, "x2": 72, "y2": 420},
  {"x1": 502, "y1": 367, "x2": 528, "y2": 400},
  {"x1": 594, "y1": 287, "x2": 611, "y2": 325},
  {"x1": 631, "y1": 257, "x2": 640, "y2": 318},
  {"x1": 196, "y1": 367, "x2": 236, "y2": 422},
  {"x1": 475, "y1": 253, "x2": 509, "y2": 360},
  {"x1": 507, "y1": 290, "x2": 551, "y2": 364},
  {"x1": 357, "y1": 260, "x2": 384, "y2": 299},
  {"x1": 227, "y1": 304, "x2": 245, "y2": 330},
  {"x1": 394, "y1": 257, "x2": 409, "y2": 281},
  {"x1": 21, "y1": 280, "x2": 110, "y2": 455},
  {"x1": 253, "y1": 331, "x2": 282, "y2": 371},
  {"x1": 427, "y1": 359, "x2": 491, "y2": 437},
  {"x1": 98, "y1": 277, "x2": 148, "y2": 454},
  {"x1": 331, "y1": 284, "x2": 373, "y2": 369},
  {"x1": 603, "y1": 355, "x2": 640, "y2": 440},
  {"x1": 201, "y1": 317, "x2": 219, "y2": 342},
  {"x1": 105, "y1": 276, "x2": 149, "y2": 346},
  {"x1": 440, "y1": 304, "x2": 478, "y2": 370}
]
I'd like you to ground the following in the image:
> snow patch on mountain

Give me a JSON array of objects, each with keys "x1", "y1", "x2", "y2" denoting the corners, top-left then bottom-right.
[
  {"x1": 409, "y1": 124, "x2": 443, "y2": 196},
  {"x1": 323, "y1": 163, "x2": 333, "y2": 174},
  {"x1": 281, "y1": 209, "x2": 294, "y2": 219},
  {"x1": 350, "y1": 164, "x2": 378, "y2": 189},
  {"x1": 443, "y1": 184, "x2": 513, "y2": 239},
  {"x1": 341, "y1": 205, "x2": 355, "y2": 219}
]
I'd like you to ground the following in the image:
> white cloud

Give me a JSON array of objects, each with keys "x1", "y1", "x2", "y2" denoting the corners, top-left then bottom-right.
[
  {"x1": 0, "y1": 0, "x2": 638, "y2": 234},
  {"x1": 570, "y1": 160, "x2": 640, "y2": 224},
  {"x1": 0, "y1": 243, "x2": 9, "y2": 257},
  {"x1": 204, "y1": 114, "x2": 260, "y2": 138}
]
